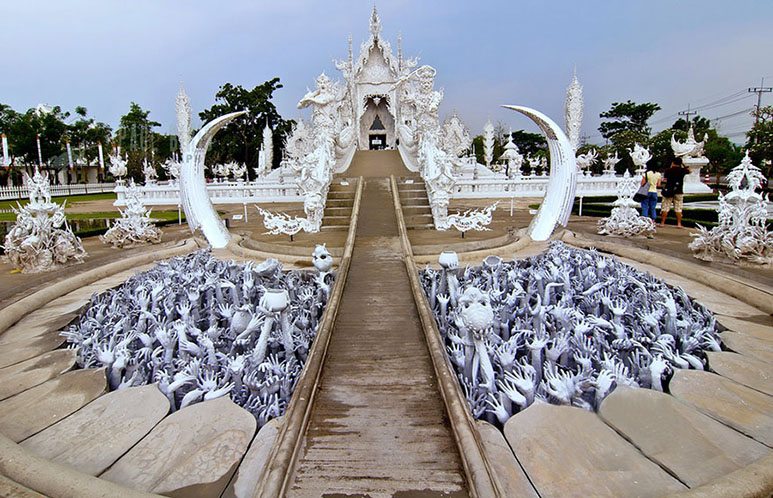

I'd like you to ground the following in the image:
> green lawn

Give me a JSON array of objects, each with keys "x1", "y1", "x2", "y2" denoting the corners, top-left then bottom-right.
[
  {"x1": 0, "y1": 209, "x2": 181, "y2": 222},
  {"x1": 0, "y1": 192, "x2": 117, "y2": 211}
]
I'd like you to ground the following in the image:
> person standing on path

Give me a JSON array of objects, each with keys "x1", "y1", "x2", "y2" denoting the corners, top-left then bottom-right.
[
  {"x1": 640, "y1": 163, "x2": 661, "y2": 220},
  {"x1": 660, "y1": 157, "x2": 690, "y2": 227}
]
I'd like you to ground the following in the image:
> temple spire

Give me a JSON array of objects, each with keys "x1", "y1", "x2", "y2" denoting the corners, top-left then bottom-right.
[
  {"x1": 397, "y1": 32, "x2": 403, "y2": 71},
  {"x1": 369, "y1": 5, "x2": 381, "y2": 38},
  {"x1": 347, "y1": 34, "x2": 353, "y2": 68}
]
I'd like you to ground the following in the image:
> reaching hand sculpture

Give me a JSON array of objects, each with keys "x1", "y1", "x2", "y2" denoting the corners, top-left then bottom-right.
[
  {"x1": 419, "y1": 242, "x2": 720, "y2": 427},
  {"x1": 61, "y1": 249, "x2": 334, "y2": 429}
]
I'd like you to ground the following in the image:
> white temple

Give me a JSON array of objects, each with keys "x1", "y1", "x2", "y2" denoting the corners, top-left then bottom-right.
[{"x1": 335, "y1": 7, "x2": 415, "y2": 151}]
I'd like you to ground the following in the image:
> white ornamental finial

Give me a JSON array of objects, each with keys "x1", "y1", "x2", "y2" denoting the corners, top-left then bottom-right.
[
  {"x1": 262, "y1": 122, "x2": 273, "y2": 173},
  {"x1": 369, "y1": 5, "x2": 381, "y2": 38},
  {"x1": 482, "y1": 120, "x2": 495, "y2": 168},
  {"x1": 176, "y1": 83, "x2": 192, "y2": 155},
  {"x1": 565, "y1": 68, "x2": 583, "y2": 153}
]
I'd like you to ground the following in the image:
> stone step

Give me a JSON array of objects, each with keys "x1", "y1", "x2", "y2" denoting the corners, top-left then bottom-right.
[
  {"x1": 326, "y1": 199, "x2": 354, "y2": 208},
  {"x1": 101, "y1": 397, "x2": 256, "y2": 497},
  {"x1": 504, "y1": 403, "x2": 686, "y2": 497},
  {"x1": 402, "y1": 206, "x2": 432, "y2": 216},
  {"x1": 599, "y1": 386, "x2": 768, "y2": 488},
  {"x1": 324, "y1": 207, "x2": 353, "y2": 216},
  {"x1": 327, "y1": 192, "x2": 354, "y2": 200},
  {"x1": 0, "y1": 368, "x2": 106, "y2": 442},
  {"x1": 21, "y1": 385, "x2": 169, "y2": 476},
  {"x1": 322, "y1": 215, "x2": 351, "y2": 227},
  {"x1": 670, "y1": 369, "x2": 773, "y2": 447}
]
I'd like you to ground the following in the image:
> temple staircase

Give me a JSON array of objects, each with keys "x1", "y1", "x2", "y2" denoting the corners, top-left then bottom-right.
[{"x1": 397, "y1": 177, "x2": 434, "y2": 229}]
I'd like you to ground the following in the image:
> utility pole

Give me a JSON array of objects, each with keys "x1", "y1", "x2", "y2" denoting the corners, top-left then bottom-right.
[
  {"x1": 678, "y1": 104, "x2": 696, "y2": 124},
  {"x1": 748, "y1": 77, "x2": 772, "y2": 125}
]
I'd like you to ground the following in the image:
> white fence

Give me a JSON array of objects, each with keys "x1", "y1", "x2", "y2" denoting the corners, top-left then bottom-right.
[
  {"x1": 451, "y1": 172, "x2": 626, "y2": 199},
  {"x1": 0, "y1": 182, "x2": 116, "y2": 201},
  {"x1": 115, "y1": 180, "x2": 303, "y2": 206}
]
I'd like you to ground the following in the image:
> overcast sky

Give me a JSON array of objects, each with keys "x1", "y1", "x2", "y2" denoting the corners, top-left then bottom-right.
[{"x1": 2, "y1": 1, "x2": 772, "y2": 144}]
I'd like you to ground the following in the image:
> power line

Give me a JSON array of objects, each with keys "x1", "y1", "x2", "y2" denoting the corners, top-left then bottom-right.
[{"x1": 711, "y1": 107, "x2": 754, "y2": 122}]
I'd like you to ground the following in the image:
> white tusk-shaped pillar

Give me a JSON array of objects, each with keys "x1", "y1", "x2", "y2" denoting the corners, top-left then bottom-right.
[
  {"x1": 180, "y1": 110, "x2": 247, "y2": 248},
  {"x1": 502, "y1": 105, "x2": 578, "y2": 241}
]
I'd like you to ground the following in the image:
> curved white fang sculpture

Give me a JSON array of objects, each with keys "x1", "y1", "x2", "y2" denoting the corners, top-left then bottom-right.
[
  {"x1": 180, "y1": 110, "x2": 247, "y2": 248},
  {"x1": 503, "y1": 105, "x2": 578, "y2": 241}
]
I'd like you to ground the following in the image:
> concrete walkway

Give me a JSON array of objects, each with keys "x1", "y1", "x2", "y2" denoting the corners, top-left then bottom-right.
[{"x1": 286, "y1": 178, "x2": 468, "y2": 498}]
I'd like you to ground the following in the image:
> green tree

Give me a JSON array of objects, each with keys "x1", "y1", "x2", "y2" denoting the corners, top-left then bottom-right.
[
  {"x1": 510, "y1": 130, "x2": 547, "y2": 158},
  {"x1": 66, "y1": 107, "x2": 112, "y2": 182},
  {"x1": 746, "y1": 105, "x2": 773, "y2": 177},
  {"x1": 598, "y1": 100, "x2": 661, "y2": 172},
  {"x1": 199, "y1": 78, "x2": 294, "y2": 179},
  {"x1": 598, "y1": 100, "x2": 661, "y2": 140},
  {"x1": 115, "y1": 102, "x2": 161, "y2": 181}
]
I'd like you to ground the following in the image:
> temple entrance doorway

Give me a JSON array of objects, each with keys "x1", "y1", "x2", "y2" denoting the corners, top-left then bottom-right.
[
  {"x1": 359, "y1": 95, "x2": 395, "y2": 150},
  {"x1": 369, "y1": 133, "x2": 387, "y2": 150}
]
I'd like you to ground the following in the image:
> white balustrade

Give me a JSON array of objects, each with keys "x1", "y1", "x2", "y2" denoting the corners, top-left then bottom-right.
[
  {"x1": 451, "y1": 172, "x2": 628, "y2": 199},
  {"x1": 114, "y1": 179, "x2": 303, "y2": 207}
]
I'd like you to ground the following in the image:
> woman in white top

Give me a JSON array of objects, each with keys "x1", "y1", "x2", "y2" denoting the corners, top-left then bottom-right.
[{"x1": 640, "y1": 163, "x2": 661, "y2": 220}]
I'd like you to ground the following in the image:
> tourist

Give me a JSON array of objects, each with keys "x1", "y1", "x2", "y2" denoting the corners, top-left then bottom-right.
[
  {"x1": 640, "y1": 163, "x2": 661, "y2": 220},
  {"x1": 660, "y1": 157, "x2": 690, "y2": 227}
]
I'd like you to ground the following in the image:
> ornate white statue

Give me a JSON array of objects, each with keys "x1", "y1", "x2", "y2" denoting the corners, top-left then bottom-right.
[
  {"x1": 441, "y1": 113, "x2": 472, "y2": 173},
  {"x1": 575, "y1": 149, "x2": 597, "y2": 176},
  {"x1": 256, "y1": 123, "x2": 274, "y2": 177},
  {"x1": 628, "y1": 143, "x2": 652, "y2": 174},
  {"x1": 564, "y1": 69, "x2": 583, "y2": 153},
  {"x1": 597, "y1": 170, "x2": 657, "y2": 237},
  {"x1": 142, "y1": 158, "x2": 157, "y2": 184},
  {"x1": 603, "y1": 152, "x2": 621, "y2": 175},
  {"x1": 163, "y1": 158, "x2": 181, "y2": 183},
  {"x1": 671, "y1": 125, "x2": 708, "y2": 158},
  {"x1": 527, "y1": 155, "x2": 542, "y2": 176},
  {"x1": 689, "y1": 152, "x2": 772, "y2": 264},
  {"x1": 260, "y1": 73, "x2": 342, "y2": 234},
  {"x1": 439, "y1": 202, "x2": 499, "y2": 234},
  {"x1": 3, "y1": 168, "x2": 86, "y2": 272},
  {"x1": 482, "y1": 120, "x2": 495, "y2": 168},
  {"x1": 108, "y1": 151, "x2": 127, "y2": 179},
  {"x1": 499, "y1": 135, "x2": 523, "y2": 178},
  {"x1": 101, "y1": 180, "x2": 162, "y2": 248},
  {"x1": 176, "y1": 85, "x2": 192, "y2": 154},
  {"x1": 671, "y1": 125, "x2": 712, "y2": 194}
]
